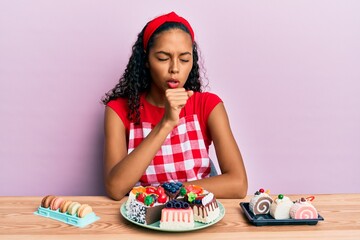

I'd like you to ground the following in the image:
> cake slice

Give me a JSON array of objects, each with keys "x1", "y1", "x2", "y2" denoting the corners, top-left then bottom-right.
[
  {"x1": 190, "y1": 192, "x2": 220, "y2": 224},
  {"x1": 159, "y1": 200, "x2": 194, "y2": 230},
  {"x1": 161, "y1": 182, "x2": 183, "y2": 200}
]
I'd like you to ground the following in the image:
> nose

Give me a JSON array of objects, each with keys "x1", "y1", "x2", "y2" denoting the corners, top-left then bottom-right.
[{"x1": 169, "y1": 59, "x2": 179, "y2": 74}]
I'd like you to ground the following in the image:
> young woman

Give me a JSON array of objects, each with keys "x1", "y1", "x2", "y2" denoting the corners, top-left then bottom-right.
[{"x1": 103, "y1": 12, "x2": 247, "y2": 200}]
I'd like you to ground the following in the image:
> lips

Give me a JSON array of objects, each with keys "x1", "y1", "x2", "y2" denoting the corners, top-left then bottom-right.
[{"x1": 167, "y1": 79, "x2": 180, "y2": 89}]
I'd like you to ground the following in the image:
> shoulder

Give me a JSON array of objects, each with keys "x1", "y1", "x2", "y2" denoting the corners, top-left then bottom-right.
[
  {"x1": 106, "y1": 97, "x2": 129, "y2": 128},
  {"x1": 191, "y1": 91, "x2": 222, "y2": 102},
  {"x1": 189, "y1": 91, "x2": 223, "y2": 108},
  {"x1": 185, "y1": 91, "x2": 223, "y2": 121},
  {"x1": 107, "y1": 97, "x2": 128, "y2": 110}
]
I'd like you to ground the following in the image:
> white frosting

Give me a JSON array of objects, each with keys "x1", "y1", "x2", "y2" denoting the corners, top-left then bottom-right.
[
  {"x1": 202, "y1": 193, "x2": 214, "y2": 206},
  {"x1": 270, "y1": 196, "x2": 294, "y2": 219},
  {"x1": 125, "y1": 192, "x2": 136, "y2": 211},
  {"x1": 193, "y1": 201, "x2": 220, "y2": 223}
]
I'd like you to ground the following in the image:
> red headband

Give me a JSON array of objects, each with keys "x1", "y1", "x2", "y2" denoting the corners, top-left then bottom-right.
[{"x1": 143, "y1": 12, "x2": 195, "y2": 50}]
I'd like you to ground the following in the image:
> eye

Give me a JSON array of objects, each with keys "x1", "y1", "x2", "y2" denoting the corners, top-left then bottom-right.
[
  {"x1": 157, "y1": 57, "x2": 169, "y2": 61},
  {"x1": 180, "y1": 59, "x2": 190, "y2": 63}
]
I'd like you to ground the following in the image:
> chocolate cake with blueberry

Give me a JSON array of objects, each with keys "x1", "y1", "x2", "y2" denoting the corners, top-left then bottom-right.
[{"x1": 161, "y1": 182, "x2": 183, "y2": 200}]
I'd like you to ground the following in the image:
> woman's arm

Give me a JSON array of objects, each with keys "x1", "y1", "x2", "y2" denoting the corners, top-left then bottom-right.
[
  {"x1": 103, "y1": 106, "x2": 173, "y2": 200},
  {"x1": 183, "y1": 102, "x2": 248, "y2": 198},
  {"x1": 104, "y1": 89, "x2": 193, "y2": 200}
]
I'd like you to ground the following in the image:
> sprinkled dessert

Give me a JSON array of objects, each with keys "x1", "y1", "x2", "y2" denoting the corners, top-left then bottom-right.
[{"x1": 126, "y1": 185, "x2": 168, "y2": 224}]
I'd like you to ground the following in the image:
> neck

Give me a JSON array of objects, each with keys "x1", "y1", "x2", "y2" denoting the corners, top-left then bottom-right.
[{"x1": 145, "y1": 91, "x2": 165, "y2": 107}]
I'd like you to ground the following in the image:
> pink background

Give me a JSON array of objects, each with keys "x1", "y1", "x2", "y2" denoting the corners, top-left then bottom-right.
[{"x1": 1, "y1": 1, "x2": 359, "y2": 196}]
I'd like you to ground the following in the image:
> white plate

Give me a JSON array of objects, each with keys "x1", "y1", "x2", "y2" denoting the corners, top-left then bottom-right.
[{"x1": 120, "y1": 200, "x2": 225, "y2": 232}]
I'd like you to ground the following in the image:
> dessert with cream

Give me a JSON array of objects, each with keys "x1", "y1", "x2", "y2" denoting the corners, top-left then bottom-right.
[
  {"x1": 159, "y1": 200, "x2": 194, "y2": 230},
  {"x1": 290, "y1": 197, "x2": 318, "y2": 219},
  {"x1": 270, "y1": 194, "x2": 294, "y2": 219},
  {"x1": 126, "y1": 185, "x2": 168, "y2": 224},
  {"x1": 126, "y1": 182, "x2": 221, "y2": 228},
  {"x1": 249, "y1": 188, "x2": 273, "y2": 215},
  {"x1": 189, "y1": 192, "x2": 220, "y2": 224}
]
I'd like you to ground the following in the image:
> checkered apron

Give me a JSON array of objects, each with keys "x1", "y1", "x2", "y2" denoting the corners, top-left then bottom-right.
[{"x1": 128, "y1": 114, "x2": 211, "y2": 186}]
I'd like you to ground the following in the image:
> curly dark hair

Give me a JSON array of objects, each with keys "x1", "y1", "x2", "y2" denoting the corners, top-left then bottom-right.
[{"x1": 102, "y1": 22, "x2": 204, "y2": 124}]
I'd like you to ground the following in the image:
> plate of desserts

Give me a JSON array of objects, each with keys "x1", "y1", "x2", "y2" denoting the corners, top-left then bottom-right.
[
  {"x1": 120, "y1": 182, "x2": 225, "y2": 232},
  {"x1": 240, "y1": 188, "x2": 324, "y2": 226}
]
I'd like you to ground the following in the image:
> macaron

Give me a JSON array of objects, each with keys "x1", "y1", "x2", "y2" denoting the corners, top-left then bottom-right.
[
  {"x1": 50, "y1": 197, "x2": 65, "y2": 211},
  {"x1": 41, "y1": 195, "x2": 56, "y2": 208},
  {"x1": 59, "y1": 200, "x2": 72, "y2": 213},
  {"x1": 77, "y1": 204, "x2": 93, "y2": 218},
  {"x1": 67, "y1": 202, "x2": 81, "y2": 216}
]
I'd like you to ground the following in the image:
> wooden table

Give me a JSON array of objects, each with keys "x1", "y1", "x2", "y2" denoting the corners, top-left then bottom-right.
[{"x1": 0, "y1": 194, "x2": 359, "y2": 239}]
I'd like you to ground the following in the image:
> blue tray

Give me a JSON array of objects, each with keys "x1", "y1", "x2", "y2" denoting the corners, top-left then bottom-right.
[
  {"x1": 34, "y1": 206, "x2": 100, "y2": 228},
  {"x1": 240, "y1": 202, "x2": 324, "y2": 226}
]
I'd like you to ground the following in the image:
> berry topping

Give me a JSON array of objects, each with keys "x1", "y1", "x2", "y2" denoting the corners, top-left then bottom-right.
[
  {"x1": 155, "y1": 186, "x2": 165, "y2": 195},
  {"x1": 145, "y1": 186, "x2": 156, "y2": 194},
  {"x1": 182, "y1": 202, "x2": 189, "y2": 208},
  {"x1": 259, "y1": 188, "x2": 265, "y2": 193},
  {"x1": 162, "y1": 182, "x2": 182, "y2": 193},
  {"x1": 165, "y1": 200, "x2": 190, "y2": 209},
  {"x1": 174, "y1": 201, "x2": 182, "y2": 209},
  {"x1": 176, "y1": 182, "x2": 183, "y2": 187},
  {"x1": 136, "y1": 193, "x2": 146, "y2": 203},
  {"x1": 186, "y1": 185, "x2": 203, "y2": 194},
  {"x1": 157, "y1": 193, "x2": 167, "y2": 204},
  {"x1": 278, "y1": 194, "x2": 284, "y2": 200},
  {"x1": 180, "y1": 187, "x2": 187, "y2": 196},
  {"x1": 300, "y1": 197, "x2": 306, "y2": 202},
  {"x1": 166, "y1": 201, "x2": 174, "y2": 208},
  {"x1": 187, "y1": 192, "x2": 197, "y2": 203},
  {"x1": 144, "y1": 195, "x2": 154, "y2": 206}
]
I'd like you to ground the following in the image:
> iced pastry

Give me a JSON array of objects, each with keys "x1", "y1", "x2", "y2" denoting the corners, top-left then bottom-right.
[
  {"x1": 270, "y1": 194, "x2": 294, "y2": 219},
  {"x1": 249, "y1": 188, "x2": 273, "y2": 215}
]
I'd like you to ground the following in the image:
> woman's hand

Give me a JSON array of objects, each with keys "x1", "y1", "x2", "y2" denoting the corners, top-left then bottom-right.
[{"x1": 163, "y1": 88, "x2": 193, "y2": 127}]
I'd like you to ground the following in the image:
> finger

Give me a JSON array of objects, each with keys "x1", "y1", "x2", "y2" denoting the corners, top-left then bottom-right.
[{"x1": 187, "y1": 90, "x2": 194, "y2": 97}]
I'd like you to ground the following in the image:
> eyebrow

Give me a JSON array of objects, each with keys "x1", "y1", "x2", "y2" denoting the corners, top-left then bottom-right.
[{"x1": 155, "y1": 51, "x2": 192, "y2": 56}]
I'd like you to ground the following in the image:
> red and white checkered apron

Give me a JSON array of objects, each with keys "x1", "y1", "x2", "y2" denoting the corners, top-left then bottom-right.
[{"x1": 128, "y1": 114, "x2": 211, "y2": 186}]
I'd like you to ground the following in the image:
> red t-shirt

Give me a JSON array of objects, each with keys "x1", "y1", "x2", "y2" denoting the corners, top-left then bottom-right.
[{"x1": 107, "y1": 92, "x2": 222, "y2": 150}]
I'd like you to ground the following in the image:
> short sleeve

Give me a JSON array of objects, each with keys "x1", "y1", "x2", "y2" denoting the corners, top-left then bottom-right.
[
  {"x1": 107, "y1": 98, "x2": 130, "y2": 130},
  {"x1": 201, "y1": 92, "x2": 222, "y2": 123}
]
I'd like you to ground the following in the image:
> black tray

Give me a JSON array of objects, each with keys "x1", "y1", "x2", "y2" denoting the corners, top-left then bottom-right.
[{"x1": 240, "y1": 202, "x2": 324, "y2": 226}]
